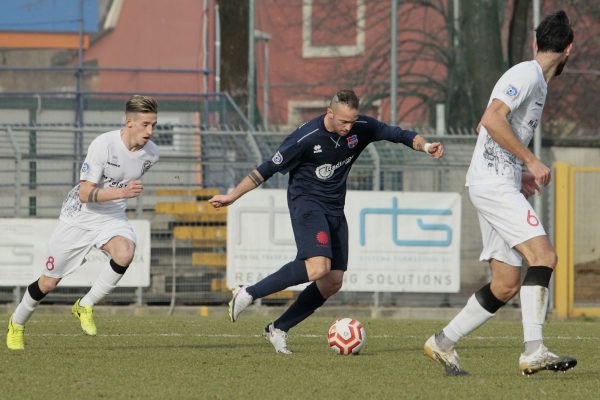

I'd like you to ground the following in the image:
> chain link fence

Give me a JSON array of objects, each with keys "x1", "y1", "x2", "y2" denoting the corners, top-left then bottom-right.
[{"x1": 1, "y1": 120, "x2": 570, "y2": 308}]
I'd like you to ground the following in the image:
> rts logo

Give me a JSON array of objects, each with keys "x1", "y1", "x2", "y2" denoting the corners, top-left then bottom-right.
[{"x1": 359, "y1": 197, "x2": 453, "y2": 247}]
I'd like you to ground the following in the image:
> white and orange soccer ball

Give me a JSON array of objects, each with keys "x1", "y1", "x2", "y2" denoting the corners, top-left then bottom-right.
[{"x1": 327, "y1": 318, "x2": 366, "y2": 355}]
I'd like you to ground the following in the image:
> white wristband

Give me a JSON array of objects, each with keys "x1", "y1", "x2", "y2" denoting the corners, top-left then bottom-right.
[{"x1": 423, "y1": 142, "x2": 432, "y2": 154}]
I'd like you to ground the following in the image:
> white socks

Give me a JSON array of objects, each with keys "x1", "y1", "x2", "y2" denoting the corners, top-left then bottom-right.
[
  {"x1": 443, "y1": 294, "x2": 495, "y2": 344},
  {"x1": 520, "y1": 285, "x2": 549, "y2": 343},
  {"x1": 11, "y1": 290, "x2": 40, "y2": 326},
  {"x1": 80, "y1": 264, "x2": 125, "y2": 307}
]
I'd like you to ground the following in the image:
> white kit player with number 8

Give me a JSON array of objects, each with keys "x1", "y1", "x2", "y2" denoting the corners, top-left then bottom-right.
[
  {"x1": 7, "y1": 95, "x2": 160, "y2": 350},
  {"x1": 425, "y1": 11, "x2": 577, "y2": 376}
]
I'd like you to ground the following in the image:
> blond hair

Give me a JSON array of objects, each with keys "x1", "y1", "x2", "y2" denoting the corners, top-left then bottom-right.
[
  {"x1": 330, "y1": 89, "x2": 359, "y2": 110},
  {"x1": 125, "y1": 95, "x2": 158, "y2": 114}
]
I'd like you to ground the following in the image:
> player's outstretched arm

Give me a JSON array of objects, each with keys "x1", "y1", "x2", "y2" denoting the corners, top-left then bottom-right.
[
  {"x1": 208, "y1": 169, "x2": 264, "y2": 209},
  {"x1": 412, "y1": 134, "x2": 444, "y2": 159},
  {"x1": 79, "y1": 180, "x2": 143, "y2": 203}
]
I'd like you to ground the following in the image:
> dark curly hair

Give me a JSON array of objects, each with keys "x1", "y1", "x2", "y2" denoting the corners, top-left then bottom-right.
[{"x1": 536, "y1": 10, "x2": 574, "y2": 53}]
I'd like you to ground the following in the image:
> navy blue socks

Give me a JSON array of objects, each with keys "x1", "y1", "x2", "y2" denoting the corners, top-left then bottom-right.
[
  {"x1": 273, "y1": 282, "x2": 326, "y2": 332},
  {"x1": 247, "y1": 259, "x2": 309, "y2": 299}
]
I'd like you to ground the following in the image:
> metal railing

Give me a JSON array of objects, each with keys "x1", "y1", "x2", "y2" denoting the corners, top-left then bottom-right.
[{"x1": 0, "y1": 124, "x2": 567, "y2": 309}]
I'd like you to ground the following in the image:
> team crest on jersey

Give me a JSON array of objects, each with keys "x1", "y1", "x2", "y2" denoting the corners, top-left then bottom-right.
[
  {"x1": 81, "y1": 162, "x2": 90, "y2": 173},
  {"x1": 141, "y1": 160, "x2": 152, "y2": 176},
  {"x1": 346, "y1": 135, "x2": 358, "y2": 148},
  {"x1": 272, "y1": 151, "x2": 283, "y2": 165},
  {"x1": 505, "y1": 85, "x2": 518, "y2": 97},
  {"x1": 313, "y1": 145, "x2": 322, "y2": 154}
]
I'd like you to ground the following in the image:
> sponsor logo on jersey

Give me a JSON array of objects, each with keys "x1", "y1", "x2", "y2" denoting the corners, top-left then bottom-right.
[
  {"x1": 272, "y1": 151, "x2": 283, "y2": 165},
  {"x1": 141, "y1": 160, "x2": 152, "y2": 176},
  {"x1": 528, "y1": 119, "x2": 539, "y2": 130},
  {"x1": 315, "y1": 156, "x2": 354, "y2": 180},
  {"x1": 106, "y1": 178, "x2": 127, "y2": 189},
  {"x1": 347, "y1": 134, "x2": 358, "y2": 148},
  {"x1": 313, "y1": 145, "x2": 322, "y2": 154},
  {"x1": 505, "y1": 85, "x2": 518, "y2": 97},
  {"x1": 107, "y1": 161, "x2": 121, "y2": 167},
  {"x1": 81, "y1": 162, "x2": 90, "y2": 173}
]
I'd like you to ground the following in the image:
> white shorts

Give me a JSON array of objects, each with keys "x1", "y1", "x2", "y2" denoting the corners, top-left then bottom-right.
[
  {"x1": 468, "y1": 184, "x2": 546, "y2": 266},
  {"x1": 42, "y1": 220, "x2": 137, "y2": 279}
]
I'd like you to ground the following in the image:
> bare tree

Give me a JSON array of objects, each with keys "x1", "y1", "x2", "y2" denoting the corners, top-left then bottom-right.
[
  {"x1": 216, "y1": 0, "x2": 249, "y2": 114},
  {"x1": 250, "y1": 0, "x2": 598, "y2": 135},
  {"x1": 318, "y1": 0, "x2": 598, "y2": 136},
  {"x1": 508, "y1": 0, "x2": 532, "y2": 67},
  {"x1": 334, "y1": 0, "x2": 507, "y2": 131},
  {"x1": 543, "y1": 1, "x2": 600, "y2": 137}
]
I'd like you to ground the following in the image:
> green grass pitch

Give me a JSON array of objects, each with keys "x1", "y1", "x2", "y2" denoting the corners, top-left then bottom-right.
[{"x1": 2, "y1": 314, "x2": 600, "y2": 399}]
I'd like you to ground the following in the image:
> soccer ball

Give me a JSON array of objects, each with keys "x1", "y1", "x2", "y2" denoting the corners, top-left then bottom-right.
[{"x1": 327, "y1": 318, "x2": 366, "y2": 355}]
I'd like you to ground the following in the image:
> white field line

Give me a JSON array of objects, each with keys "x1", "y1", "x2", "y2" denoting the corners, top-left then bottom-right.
[{"x1": 26, "y1": 332, "x2": 600, "y2": 341}]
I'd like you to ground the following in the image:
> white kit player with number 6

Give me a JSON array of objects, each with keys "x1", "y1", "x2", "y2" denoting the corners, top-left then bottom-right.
[
  {"x1": 7, "y1": 95, "x2": 159, "y2": 350},
  {"x1": 424, "y1": 11, "x2": 577, "y2": 376}
]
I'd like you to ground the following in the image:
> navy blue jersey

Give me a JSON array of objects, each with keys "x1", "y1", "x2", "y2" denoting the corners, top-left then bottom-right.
[{"x1": 256, "y1": 114, "x2": 418, "y2": 216}]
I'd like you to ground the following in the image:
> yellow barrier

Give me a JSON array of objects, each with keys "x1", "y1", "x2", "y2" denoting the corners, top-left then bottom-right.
[
  {"x1": 554, "y1": 162, "x2": 600, "y2": 319},
  {"x1": 155, "y1": 201, "x2": 224, "y2": 215},
  {"x1": 210, "y1": 278, "x2": 229, "y2": 292},
  {"x1": 192, "y1": 252, "x2": 226, "y2": 268},
  {"x1": 173, "y1": 226, "x2": 226, "y2": 240},
  {"x1": 553, "y1": 162, "x2": 570, "y2": 319},
  {"x1": 155, "y1": 188, "x2": 220, "y2": 198}
]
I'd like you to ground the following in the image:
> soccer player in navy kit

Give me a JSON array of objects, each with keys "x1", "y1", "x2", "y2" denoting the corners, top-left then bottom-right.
[{"x1": 209, "y1": 89, "x2": 443, "y2": 354}]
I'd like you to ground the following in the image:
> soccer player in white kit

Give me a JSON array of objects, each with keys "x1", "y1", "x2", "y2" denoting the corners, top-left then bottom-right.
[
  {"x1": 7, "y1": 95, "x2": 159, "y2": 350},
  {"x1": 424, "y1": 11, "x2": 576, "y2": 376}
]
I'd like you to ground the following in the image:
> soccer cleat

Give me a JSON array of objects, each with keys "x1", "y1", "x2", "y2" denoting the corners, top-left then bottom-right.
[
  {"x1": 6, "y1": 314, "x2": 25, "y2": 350},
  {"x1": 519, "y1": 345, "x2": 577, "y2": 375},
  {"x1": 228, "y1": 285, "x2": 253, "y2": 322},
  {"x1": 72, "y1": 298, "x2": 97, "y2": 336},
  {"x1": 264, "y1": 323, "x2": 293, "y2": 355},
  {"x1": 424, "y1": 334, "x2": 470, "y2": 376}
]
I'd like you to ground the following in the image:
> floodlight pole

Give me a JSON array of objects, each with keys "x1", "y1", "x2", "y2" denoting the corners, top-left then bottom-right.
[
  {"x1": 214, "y1": 3, "x2": 221, "y2": 93},
  {"x1": 390, "y1": 0, "x2": 397, "y2": 125},
  {"x1": 532, "y1": 0, "x2": 542, "y2": 215},
  {"x1": 74, "y1": 0, "x2": 85, "y2": 186},
  {"x1": 247, "y1": 0, "x2": 256, "y2": 128},
  {"x1": 203, "y1": 0, "x2": 209, "y2": 93},
  {"x1": 255, "y1": 30, "x2": 271, "y2": 130}
]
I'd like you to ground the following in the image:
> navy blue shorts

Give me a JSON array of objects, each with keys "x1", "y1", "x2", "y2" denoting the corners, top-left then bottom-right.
[{"x1": 291, "y1": 209, "x2": 348, "y2": 271}]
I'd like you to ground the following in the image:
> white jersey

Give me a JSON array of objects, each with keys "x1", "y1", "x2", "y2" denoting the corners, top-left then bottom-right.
[
  {"x1": 466, "y1": 61, "x2": 547, "y2": 187},
  {"x1": 60, "y1": 130, "x2": 159, "y2": 229}
]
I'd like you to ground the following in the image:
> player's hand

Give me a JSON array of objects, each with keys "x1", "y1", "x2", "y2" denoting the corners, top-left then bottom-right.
[
  {"x1": 521, "y1": 171, "x2": 540, "y2": 198},
  {"x1": 525, "y1": 159, "x2": 551, "y2": 186},
  {"x1": 428, "y1": 142, "x2": 444, "y2": 159},
  {"x1": 208, "y1": 194, "x2": 234, "y2": 209},
  {"x1": 123, "y1": 180, "x2": 144, "y2": 198}
]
